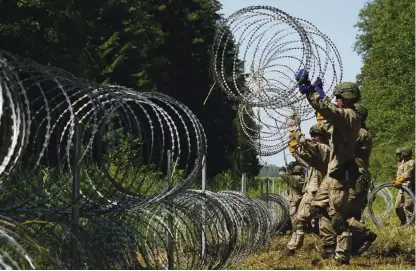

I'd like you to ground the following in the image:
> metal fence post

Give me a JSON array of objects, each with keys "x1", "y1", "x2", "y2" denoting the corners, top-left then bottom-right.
[
  {"x1": 241, "y1": 173, "x2": 247, "y2": 195},
  {"x1": 266, "y1": 179, "x2": 270, "y2": 197},
  {"x1": 70, "y1": 122, "x2": 82, "y2": 270},
  {"x1": 272, "y1": 179, "x2": 275, "y2": 194},
  {"x1": 167, "y1": 150, "x2": 174, "y2": 270},
  {"x1": 201, "y1": 155, "x2": 207, "y2": 259},
  {"x1": 260, "y1": 181, "x2": 264, "y2": 196}
]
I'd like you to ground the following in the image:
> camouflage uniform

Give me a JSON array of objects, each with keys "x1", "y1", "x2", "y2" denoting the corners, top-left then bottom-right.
[
  {"x1": 348, "y1": 104, "x2": 373, "y2": 222},
  {"x1": 280, "y1": 165, "x2": 305, "y2": 227},
  {"x1": 286, "y1": 125, "x2": 331, "y2": 252},
  {"x1": 394, "y1": 148, "x2": 415, "y2": 224},
  {"x1": 347, "y1": 104, "x2": 377, "y2": 256},
  {"x1": 306, "y1": 82, "x2": 361, "y2": 263}
]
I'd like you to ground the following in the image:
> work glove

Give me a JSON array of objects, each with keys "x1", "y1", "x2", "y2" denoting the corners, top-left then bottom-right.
[
  {"x1": 295, "y1": 69, "x2": 310, "y2": 85},
  {"x1": 288, "y1": 139, "x2": 297, "y2": 153},
  {"x1": 295, "y1": 69, "x2": 314, "y2": 95},
  {"x1": 287, "y1": 118, "x2": 298, "y2": 132},
  {"x1": 312, "y1": 77, "x2": 326, "y2": 99},
  {"x1": 393, "y1": 176, "x2": 406, "y2": 187}
]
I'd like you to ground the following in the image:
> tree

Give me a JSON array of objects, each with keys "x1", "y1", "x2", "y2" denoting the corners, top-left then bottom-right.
[
  {"x1": 141, "y1": 0, "x2": 260, "y2": 179},
  {"x1": 0, "y1": 0, "x2": 260, "y2": 180},
  {"x1": 354, "y1": 0, "x2": 415, "y2": 181}
]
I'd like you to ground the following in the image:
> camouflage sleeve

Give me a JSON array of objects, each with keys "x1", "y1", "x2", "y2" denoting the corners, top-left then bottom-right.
[
  {"x1": 319, "y1": 120, "x2": 332, "y2": 133},
  {"x1": 280, "y1": 173, "x2": 302, "y2": 191},
  {"x1": 403, "y1": 159, "x2": 415, "y2": 181},
  {"x1": 293, "y1": 129, "x2": 320, "y2": 167},
  {"x1": 292, "y1": 152, "x2": 310, "y2": 168},
  {"x1": 306, "y1": 92, "x2": 350, "y2": 129},
  {"x1": 318, "y1": 143, "x2": 331, "y2": 165}
]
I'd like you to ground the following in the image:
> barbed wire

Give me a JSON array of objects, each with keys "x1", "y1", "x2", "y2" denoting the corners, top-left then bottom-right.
[
  {"x1": 211, "y1": 5, "x2": 343, "y2": 155},
  {"x1": 0, "y1": 50, "x2": 292, "y2": 269}
]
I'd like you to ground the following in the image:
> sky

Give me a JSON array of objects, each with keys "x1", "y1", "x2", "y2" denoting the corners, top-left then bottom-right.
[{"x1": 219, "y1": 0, "x2": 367, "y2": 167}]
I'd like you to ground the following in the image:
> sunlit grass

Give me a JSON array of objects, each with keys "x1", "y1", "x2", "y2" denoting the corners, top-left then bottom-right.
[{"x1": 231, "y1": 194, "x2": 415, "y2": 270}]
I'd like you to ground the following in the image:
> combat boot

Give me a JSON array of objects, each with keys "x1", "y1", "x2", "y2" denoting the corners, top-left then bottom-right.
[
  {"x1": 321, "y1": 244, "x2": 335, "y2": 259},
  {"x1": 284, "y1": 248, "x2": 296, "y2": 256},
  {"x1": 355, "y1": 231, "x2": 377, "y2": 256}
]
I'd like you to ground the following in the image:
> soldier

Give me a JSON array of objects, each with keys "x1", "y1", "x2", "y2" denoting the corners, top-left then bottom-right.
[
  {"x1": 393, "y1": 147, "x2": 415, "y2": 225},
  {"x1": 280, "y1": 161, "x2": 306, "y2": 233},
  {"x1": 295, "y1": 69, "x2": 361, "y2": 264},
  {"x1": 285, "y1": 124, "x2": 332, "y2": 256},
  {"x1": 348, "y1": 103, "x2": 377, "y2": 256}
]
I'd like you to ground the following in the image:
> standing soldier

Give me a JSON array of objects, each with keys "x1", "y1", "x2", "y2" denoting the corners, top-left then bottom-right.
[
  {"x1": 280, "y1": 161, "x2": 306, "y2": 236},
  {"x1": 285, "y1": 124, "x2": 332, "y2": 256},
  {"x1": 348, "y1": 103, "x2": 377, "y2": 256},
  {"x1": 393, "y1": 147, "x2": 415, "y2": 225},
  {"x1": 295, "y1": 69, "x2": 361, "y2": 264}
]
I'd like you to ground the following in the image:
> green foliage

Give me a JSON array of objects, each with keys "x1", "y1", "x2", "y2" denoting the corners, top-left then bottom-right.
[
  {"x1": 0, "y1": 0, "x2": 260, "y2": 183},
  {"x1": 354, "y1": 0, "x2": 415, "y2": 181},
  {"x1": 207, "y1": 170, "x2": 234, "y2": 191},
  {"x1": 247, "y1": 177, "x2": 285, "y2": 198}
]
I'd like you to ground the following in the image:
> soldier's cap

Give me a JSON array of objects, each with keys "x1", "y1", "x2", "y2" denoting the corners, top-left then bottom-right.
[
  {"x1": 292, "y1": 165, "x2": 303, "y2": 174},
  {"x1": 334, "y1": 82, "x2": 360, "y2": 100},
  {"x1": 309, "y1": 124, "x2": 324, "y2": 136},
  {"x1": 400, "y1": 147, "x2": 413, "y2": 156},
  {"x1": 288, "y1": 161, "x2": 300, "y2": 168},
  {"x1": 395, "y1": 147, "x2": 403, "y2": 155}
]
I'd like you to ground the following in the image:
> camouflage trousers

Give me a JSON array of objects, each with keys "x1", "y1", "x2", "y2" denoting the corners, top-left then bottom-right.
[
  {"x1": 395, "y1": 186, "x2": 414, "y2": 225},
  {"x1": 310, "y1": 175, "x2": 351, "y2": 262},
  {"x1": 289, "y1": 196, "x2": 303, "y2": 226},
  {"x1": 347, "y1": 188, "x2": 373, "y2": 254},
  {"x1": 287, "y1": 191, "x2": 336, "y2": 251}
]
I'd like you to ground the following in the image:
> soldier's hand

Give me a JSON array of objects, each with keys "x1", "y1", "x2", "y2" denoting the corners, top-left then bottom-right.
[
  {"x1": 295, "y1": 69, "x2": 310, "y2": 85},
  {"x1": 288, "y1": 139, "x2": 297, "y2": 153},
  {"x1": 392, "y1": 181, "x2": 402, "y2": 188},
  {"x1": 393, "y1": 176, "x2": 406, "y2": 187},
  {"x1": 312, "y1": 77, "x2": 326, "y2": 99}
]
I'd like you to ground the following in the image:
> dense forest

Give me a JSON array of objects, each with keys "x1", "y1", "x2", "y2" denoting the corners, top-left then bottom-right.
[
  {"x1": 354, "y1": 0, "x2": 415, "y2": 182},
  {"x1": 0, "y1": 0, "x2": 261, "y2": 185},
  {"x1": 0, "y1": 0, "x2": 414, "y2": 185}
]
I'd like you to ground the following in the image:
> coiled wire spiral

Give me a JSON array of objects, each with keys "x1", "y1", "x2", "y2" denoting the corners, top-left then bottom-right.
[
  {"x1": 212, "y1": 6, "x2": 343, "y2": 155},
  {"x1": 0, "y1": 50, "x2": 290, "y2": 269}
]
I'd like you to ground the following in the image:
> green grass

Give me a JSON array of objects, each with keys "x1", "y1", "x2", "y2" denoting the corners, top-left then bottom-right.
[
  {"x1": 230, "y1": 189, "x2": 415, "y2": 270},
  {"x1": 230, "y1": 223, "x2": 415, "y2": 270}
]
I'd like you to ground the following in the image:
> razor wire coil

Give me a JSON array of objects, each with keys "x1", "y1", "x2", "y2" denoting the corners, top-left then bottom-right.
[
  {"x1": 0, "y1": 50, "x2": 290, "y2": 269},
  {"x1": 212, "y1": 6, "x2": 343, "y2": 156}
]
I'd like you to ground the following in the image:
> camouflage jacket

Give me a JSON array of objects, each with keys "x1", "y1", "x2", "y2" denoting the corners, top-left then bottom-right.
[
  {"x1": 306, "y1": 92, "x2": 361, "y2": 177},
  {"x1": 397, "y1": 159, "x2": 415, "y2": 187},
  {"x1": 292, "y1": 128, "x2": 330, "y2": 193},
  {"x1": 280, "y1": 172, "x2": 305, "y2": 201},
  {"x1": 356, "y1": 128, "x2": 372, "y2": 168}
]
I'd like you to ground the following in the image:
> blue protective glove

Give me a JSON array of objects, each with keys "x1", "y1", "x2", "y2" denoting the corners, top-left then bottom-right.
[
  {"x1": 295, "y1": 69, "x2": 314, "y2": 94},
  {"x1": 295, "y1": 69, "x2": 310, "y2": 85},
  {"x1": 299, "y1": 84, "x2": 314, "y2": 94},
  {"x1": 312, "y1": 77, "x2": 326, "y2": 99}
]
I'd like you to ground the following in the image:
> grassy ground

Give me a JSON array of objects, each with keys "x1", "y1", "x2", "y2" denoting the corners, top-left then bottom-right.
[{"x1": 231, "y1": 216, "x2": 415, "y2": 270}]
